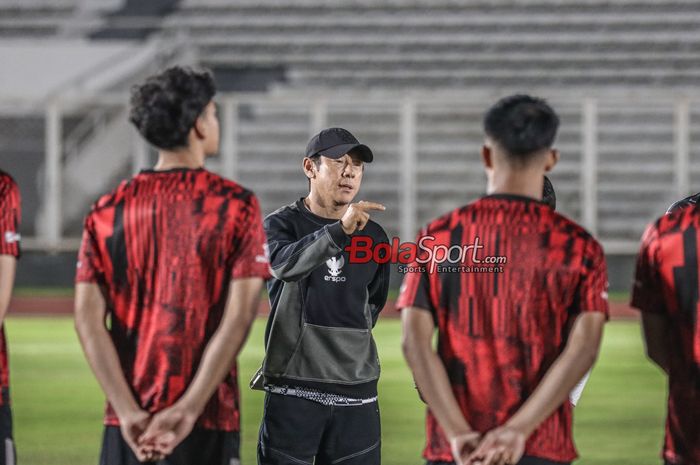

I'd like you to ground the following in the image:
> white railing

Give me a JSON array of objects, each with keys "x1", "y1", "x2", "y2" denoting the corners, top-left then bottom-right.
[{"x1": 5, "y1": 91, "x2": 698, "y2": 255}]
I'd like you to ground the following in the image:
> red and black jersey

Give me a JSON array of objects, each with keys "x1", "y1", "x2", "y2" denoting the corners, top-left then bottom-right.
[
  {"x1": 631, "y1": 206, "x2": 700, "y2": 465},
  {"x1": 0, "y1": 170, "x2": 20, "y2": 405},
  {"x1": 75, "y1": 167, "x2": 271, "y2": 431},
  {"x1": 0, "y1": 171, "x2": 20, "y2": 259},
  {"x1": 397, "y1": 194, "x2": 609, "y2": 463}
]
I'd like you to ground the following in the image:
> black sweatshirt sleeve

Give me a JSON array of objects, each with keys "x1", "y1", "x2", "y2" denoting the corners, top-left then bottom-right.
[
  {"x1": 264, "y1": 211, "x2": 351, "y2": 283},
  {"x1": 368, "y1": 231, "x2": 391, "y2": 326}
]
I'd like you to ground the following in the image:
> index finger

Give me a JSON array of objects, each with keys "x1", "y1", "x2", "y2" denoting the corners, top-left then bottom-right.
[
  {"x1": 138, "y1": 425, "x2": 163, "y2": 445},
  {"x1": 468, "y1": 436, "x2": 493, "y2": 463},
  {"x1": 356, "y1": 201, "x2": 386, "y2": 211}
]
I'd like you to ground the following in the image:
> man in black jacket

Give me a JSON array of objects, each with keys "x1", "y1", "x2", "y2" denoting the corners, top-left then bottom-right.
[{"x1": 257, "y1": 127, "x2": 391, "y2": 465}]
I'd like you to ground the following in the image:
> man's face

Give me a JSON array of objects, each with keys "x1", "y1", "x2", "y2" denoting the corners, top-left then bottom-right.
[
  {"x1": 201, "y1": 101, "x2": 220, "y2": 156},
  {"x1": 309, "y1": 152, "x2": 365, "y2": 206}
]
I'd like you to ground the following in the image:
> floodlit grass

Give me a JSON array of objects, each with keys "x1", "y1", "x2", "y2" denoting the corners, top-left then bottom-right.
[
  {"x1": 6, "y1": 317, "x2": 665, "y2": 465},
  {"x1": 11, "y1": 288, "x2": 631, "y2": 305},
  {"x1": 13, "y1": 287, "x2": 75, "y2": 298}
]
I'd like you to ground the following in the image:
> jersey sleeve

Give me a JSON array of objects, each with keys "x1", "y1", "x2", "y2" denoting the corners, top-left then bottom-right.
[
  {"x1": 75, "y1": 213, "x2": 104, "y2": 284},
  {"x1": 396, "y1": 229, "x2": 437, "y2": 316},
  {"x1": 0, "y1": 177, "x2": 21, "y2": 258},
  {"x1": 230, "y1": 194, "x2": 272, "y2": 280},
  {"x1": 576, "y1": 237, "x2": 610, "y2": 318},
  {"x1": 630, "y1": 222, "x2": 666, "y2": 314}
]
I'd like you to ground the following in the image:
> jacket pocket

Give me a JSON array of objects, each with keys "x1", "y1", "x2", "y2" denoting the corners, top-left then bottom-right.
[{"x1": 282, "y1": 323, "x2": 380, "y2": 384}]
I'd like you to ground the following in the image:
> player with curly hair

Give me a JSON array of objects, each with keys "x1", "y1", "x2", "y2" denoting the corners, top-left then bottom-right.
[{"x1": 74, "y1": 66, "x2": 270, "y2": 465}]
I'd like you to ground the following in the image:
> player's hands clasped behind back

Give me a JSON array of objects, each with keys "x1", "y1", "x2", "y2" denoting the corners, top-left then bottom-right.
[
  {"x1": 138, "y1": 402, "x2": 199, "y2": 460},
  {"x1": 119, "y1": 409, "x2": 154, "y2": 462},
  {"x1": 451, "y1": 425, "x2": 527, "y2": 465},
  {"x1": 340, "y1": 201, "x2": 385, "y2": 234},
  {"x1": 118, "y1": 403, "x2": 199, "y2": 461},
  {"x1": 450, "y1": 431, "x2": 481, "y2": 465}
]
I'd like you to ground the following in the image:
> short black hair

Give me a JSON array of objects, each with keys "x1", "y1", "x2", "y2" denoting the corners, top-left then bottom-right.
[
  {"x1": 308, "y1": 154, "x2": 322, "y2": 167},
  {"x1": 129, "y1": 66, "x2": 216, "y2": 150},
  {"x1": 483, "y1": 94, "x2": 559, "y2": 161}
]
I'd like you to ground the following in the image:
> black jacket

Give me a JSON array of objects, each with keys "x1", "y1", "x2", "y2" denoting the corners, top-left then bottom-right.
[{"x1": 261, "y1": 198, "x2": 390, "y2": 397}]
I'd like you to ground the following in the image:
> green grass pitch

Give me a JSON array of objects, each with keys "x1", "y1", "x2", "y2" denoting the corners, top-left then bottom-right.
[{"x1": 7, "y1": 317, "x2": 666, "y2": 465}]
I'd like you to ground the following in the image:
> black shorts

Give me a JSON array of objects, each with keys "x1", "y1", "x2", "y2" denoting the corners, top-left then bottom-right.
[
  {"x1": 427, "y1": 457, "x2": 570, "y2": 465},
  {"x1": 100, "y1": 425, "x2": 239, "y2": 465},
  {"x1": 0, "y1": 394, "x2": 16, "y2": 465},
  {"x1": 258, "y1": 393, "x2": 381, "y2": 465}
]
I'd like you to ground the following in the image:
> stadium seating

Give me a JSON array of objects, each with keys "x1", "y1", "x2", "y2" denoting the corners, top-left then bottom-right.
[
  {"x1": 0, "y1": 117, "x2": 44, "y2": 236},
  {"x1": 0, "y1": 0, "x2": 78, "y2": 38},
  {"x1": 168, "y1": 0, "x2": 700, "y2": 89},
  {"x1": 161, "y1": 0, "x2": 699, "y2": 243},
  {"x1": 2, "y1": 0, "x2": 700, "y2": 247}
]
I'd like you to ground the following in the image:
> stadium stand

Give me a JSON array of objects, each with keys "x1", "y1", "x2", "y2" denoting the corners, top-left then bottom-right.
[
  {"x1": 0, "y1": 0, "x2": 79, "y2": 38},
  {"x1": 159, "y1": 0, "x2": 700, "y2": 243},
  {"x1": 2, "y1": 0, "x2": 700, "y2": 257},
  {"x1": 168, "y1": 0, "x2": 700, "y2": 90}
]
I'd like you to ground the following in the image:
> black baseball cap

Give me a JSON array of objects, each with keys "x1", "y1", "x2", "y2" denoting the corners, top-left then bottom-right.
[{"x1": 305, "y1": 127, "x2": 374, "y2": 163}]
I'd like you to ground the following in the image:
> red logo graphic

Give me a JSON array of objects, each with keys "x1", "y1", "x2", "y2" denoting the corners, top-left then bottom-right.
[{"x1": 344, "y1": 236, "x2": 507, "y2": 273}]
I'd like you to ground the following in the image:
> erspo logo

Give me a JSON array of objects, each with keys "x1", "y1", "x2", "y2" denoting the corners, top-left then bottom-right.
[{"x1": 325, "y1": 255, "x2": 346, "y2": 282}]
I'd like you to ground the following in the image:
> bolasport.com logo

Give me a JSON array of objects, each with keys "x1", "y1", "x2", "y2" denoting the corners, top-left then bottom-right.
[{"x1": 344, "y1": 235, "x2": 507, "y2": 273}]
